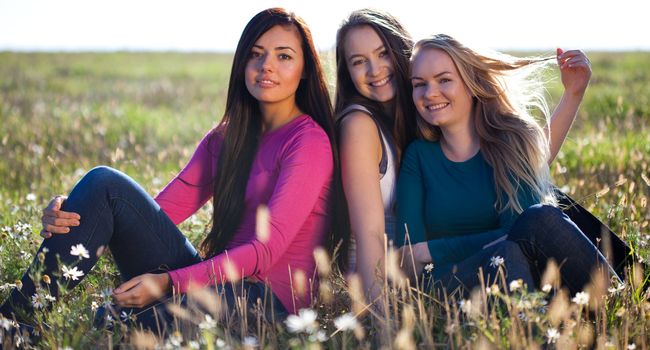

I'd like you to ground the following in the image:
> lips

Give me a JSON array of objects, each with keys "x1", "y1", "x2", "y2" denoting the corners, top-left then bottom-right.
[
  {"x1": 256, "y1": 77, "x2": 279, "y2": 88},
  {"x1": 426, "y1": 102, "x2": 449, "y2": 111},
  {"x1": 369, "y1": 75, "x2": 392, "y2": 87}
]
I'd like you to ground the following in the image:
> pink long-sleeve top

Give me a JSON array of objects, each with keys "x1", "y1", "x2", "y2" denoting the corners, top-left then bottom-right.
[{"x1": 154, "y1": 114, "x2": 333, "y2": 313}]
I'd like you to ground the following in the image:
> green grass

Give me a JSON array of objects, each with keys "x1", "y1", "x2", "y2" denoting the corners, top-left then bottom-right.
[{"x1": 0, "y1": 51, "x2": 649, "y2": 349}]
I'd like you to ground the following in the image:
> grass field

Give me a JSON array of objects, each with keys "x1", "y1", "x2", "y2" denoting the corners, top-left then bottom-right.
[{"x1": 0, "y1": 51, "x2": 649, "y2": 349}]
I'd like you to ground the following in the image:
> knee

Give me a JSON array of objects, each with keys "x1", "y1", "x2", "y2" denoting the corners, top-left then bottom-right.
[
  {"x1": 510, "y1": 204, "x2": 564, "y2": 238},
  {"x1": 79, "y1": 166, "x2": 125, "y2": 191}
]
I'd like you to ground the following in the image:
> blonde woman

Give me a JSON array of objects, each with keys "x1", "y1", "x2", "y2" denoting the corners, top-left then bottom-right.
[
  {"x1": 336, "y1": 9, "x2": 598, "y2": 304},
  {"x1": 397, "y1": 34, "x2": 620, "y2": 296}
]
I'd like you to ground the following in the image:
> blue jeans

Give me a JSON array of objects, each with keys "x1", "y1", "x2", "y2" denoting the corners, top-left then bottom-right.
[
  {"x1": 507, "y1": 204, "x2": 621, "y2": 295},
  {"x1": 430, "y1": 240, "x2": 535, "y2": 297},
  {"x1": 0, "y1": 166, "x2": 286, "y2": 331}
]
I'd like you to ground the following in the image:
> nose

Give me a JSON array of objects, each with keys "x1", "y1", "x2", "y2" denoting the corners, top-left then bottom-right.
[
  {"x1": 259, "y1": 54, "x2": 274, "y2": 72},
  {"x1": 368, "y1": 58, "x2": 382, "y2": 77},
  {"x1": 424, "y1": 83, "x2": 439, "y2": 99}
]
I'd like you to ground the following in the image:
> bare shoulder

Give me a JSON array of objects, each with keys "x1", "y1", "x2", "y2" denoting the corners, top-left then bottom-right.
[{"x1": 339, "y1": 111, "x2": 381, "y2": 144}]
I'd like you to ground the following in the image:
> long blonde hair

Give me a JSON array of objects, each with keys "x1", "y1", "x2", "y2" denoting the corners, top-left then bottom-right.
[{"x1": 411, "y1": 34, "x2": 556, "y2": 213}]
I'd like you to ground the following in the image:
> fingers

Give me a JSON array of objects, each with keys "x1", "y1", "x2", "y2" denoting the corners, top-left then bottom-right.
[
  {"x1": 556, "y1": 48, "x2": 591, "y2": 70},
  {"x1": 40, "y1": 195, "x2": 80, "y2": 237},
  {"x1": 42, "y1": 214, "x2": 80, "y2": 229},
  {"x1": 113, "y1": 275, "x2": 163, "y2": 308}
]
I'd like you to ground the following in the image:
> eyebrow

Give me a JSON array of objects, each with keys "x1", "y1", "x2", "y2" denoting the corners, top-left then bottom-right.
[
  {"x1": 411, "y1": 71, "x2": 452, "y2": 80},
  {"x1": 253, "y1": 44, "x2": 297, "y2": 53},
  {"x1": 347, "y1": 45, "x2": 385, "y2": 61}
]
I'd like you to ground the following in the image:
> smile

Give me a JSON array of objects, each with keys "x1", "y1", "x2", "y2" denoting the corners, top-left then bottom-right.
[
  {"x1": 426, "y1": 103, "x2": 449, "y2": 111},
  {"x1": 369, "y1": 75, "x2": 392, "y2": 87},
  {"x1": 257, "y1": 79, "x2": 279, "y2": 87}
]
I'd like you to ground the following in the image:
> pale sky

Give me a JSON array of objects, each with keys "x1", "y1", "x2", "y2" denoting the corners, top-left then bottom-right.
[{"x1": 1, "y1": 0, "x2": 648, "y2": 52}]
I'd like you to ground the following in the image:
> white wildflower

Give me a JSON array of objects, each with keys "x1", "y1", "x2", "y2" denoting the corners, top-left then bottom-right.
[
  {"x1": 546, "y1": 328, "x2": 560, "y2": 344},
  {"x1": 188, "y1": 341, "x2": 200, "y2": 349},
  {"x1": 486, "y1": 284, "x2": 499, "y2": 295},
  {"x1": 459, "y1": 299, "x2": 472, "y2": 315},
  {"x1": 31, "y1": 293, "x2": 54, "y2": 309},
  {"x1": 424, "y1": 263, "x2": 434, "y2": 273},
  {"x1": 608, "y1": 283, "x2": 625, "y2": 295},
  {"x1": 628, "y1": 344, "x2": 636, "y2": 350},
  {"x1": 509, "y1": 279, "x2": 523, "y2": 292},
  {"x1": 0, "y1": 317, "x2": 15, "y2": 331},
  {"x1": 542, "y1": 284, "x2": 552, "y2": 293},
  {"x1": 199, "y1": 314, "x2": 217, "y2": 330},
  {"x1": 334, "y1": 313, "x2": 358, "y2": 331},
  {"x1": 284, "y1": 308, "x2": 318, "y2": 333},
  {"x1": 91, "y1": 301, "x2": 99, "y2": 311},
  {"x1": 26, "y1": 193, "x2": 36, "y2": 201},
  {"x1": 216, "y1": 338, "x2": 227, "y2": 348},
  {"x1": 489, "y1": 255, "x2": 504, "y2": 268},
  {"x1": 62, "y1": 265, "x2": 84, "y2": 280},
  {"x1": 70, "y1": 244, "x2": 90, "y2": 259},
  {"x1": 572, "y1": 291, "x2": 590, "y2": 306},
  {"x1": 242, "y1": 336, "x2": 258, "y2": 348}
]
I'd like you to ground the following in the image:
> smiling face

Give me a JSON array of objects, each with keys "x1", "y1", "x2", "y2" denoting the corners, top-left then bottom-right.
[
  {"x1": 245, "y1": 24, "x2": 305, "y2": 110},
  {"x1": 343, "y1": 25, "x2": 395, "y2": 103},
  {"x1": 411, "y1": 48, "x2": 474, "y2": 131}
]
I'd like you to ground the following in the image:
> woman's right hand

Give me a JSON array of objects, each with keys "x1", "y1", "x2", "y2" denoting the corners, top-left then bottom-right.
[{"x1": 40, "y1": 195, "x2": 81, "y2": 239}]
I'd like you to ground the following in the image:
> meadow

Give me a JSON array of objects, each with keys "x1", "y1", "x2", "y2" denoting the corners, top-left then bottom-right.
[{"x1": 0, "y1": 50, "x2": 648, "y2": 349}]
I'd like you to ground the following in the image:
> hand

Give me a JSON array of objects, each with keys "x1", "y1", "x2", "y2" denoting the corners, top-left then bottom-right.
[
  {"x1": 557, "y1": 48, "x2": 592, "y2": 97},
  {"x1": 398, "y1": 242, "x2": 432, "y2": 281},
  {"x1": 113, "y1": 273, "x2": 170, "y2": 308},
  {"x1": 40, "y1": 195, "x2": 81, "y2": 239}
]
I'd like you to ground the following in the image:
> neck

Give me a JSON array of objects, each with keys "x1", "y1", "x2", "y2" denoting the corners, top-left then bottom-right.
[
  {"x1": 439, "y1": 118, "x2": 480, "y2": 162},
  {"x1": 259, "y1": 100, "x2": 302, "y2": 132}
]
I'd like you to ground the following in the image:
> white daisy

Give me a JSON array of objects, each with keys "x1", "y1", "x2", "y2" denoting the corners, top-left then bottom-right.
[
  {"x1": 284, "y1": 308, "x2": 318, "y2": 333},
  {"x1": 572, "y1": 291, "x2": 590, "y2": 306},
  {"x1": 489, "y1": 256, "x2": 504, "y2": 268},
  {"x1": 424, "y1": 263, "x2": 434, "y2": 273},
  {"x1": 70, "y1": 244, "x2": 90, "y2": 259},
  {"x1": 62, "y1": 265, "x2": 84, "y2": 281},
  {"x1": 25, "y1": 193, "x2": 37, "y2": 201},
  {"x1": 509, "y1": 279, "x2": 523, "y2": 292},
  {"x1": 334, "y1": 313, "x2": 358, "y2": 331},
  {"x1": 546, "y1": 328, "x2": 560, "y2": 344},
  {"x1": 242, "y1": 336, "x2": 258, "y2": 348}
]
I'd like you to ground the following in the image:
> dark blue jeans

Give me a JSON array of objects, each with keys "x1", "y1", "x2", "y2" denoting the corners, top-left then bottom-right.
[
  {"x1": 0, "y1": 166, "x2": 286, "y2": 331},
  {"x1": 507, "y1": 204, "x2": 621, "y2": 296},
  {"x1": 430, "y1": 240, "x2": 535, "y2": 297}
]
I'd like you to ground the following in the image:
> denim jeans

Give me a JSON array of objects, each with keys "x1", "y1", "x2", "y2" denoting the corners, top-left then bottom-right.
[
  {"x1": 429, "y1": 240, "x2": 535, "y2": 298},
  {"x1": 507, "y1": 204, "x2": 621, "y2": 296},
  {"x1": 0, "y1": 166, "x2": 286, "y2": 331}
]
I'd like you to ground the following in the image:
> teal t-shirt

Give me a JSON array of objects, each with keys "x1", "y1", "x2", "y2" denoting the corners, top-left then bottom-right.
[{"x1": 396, "y1": 139, "x2": 536, "y2": 268}]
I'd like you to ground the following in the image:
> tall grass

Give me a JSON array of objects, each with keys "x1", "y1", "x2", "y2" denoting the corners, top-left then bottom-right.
[{"x1": 0, "y1": 51, "x2": 648, "y2": 348}]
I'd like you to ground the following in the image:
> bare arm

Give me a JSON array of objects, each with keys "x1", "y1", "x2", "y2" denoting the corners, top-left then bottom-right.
[
  {"x1": 546, "y1": 48, "x2": 592, "y2": 163},
  {"x1": 340, "y1": 112, "x2": 387, "y2": 303}
]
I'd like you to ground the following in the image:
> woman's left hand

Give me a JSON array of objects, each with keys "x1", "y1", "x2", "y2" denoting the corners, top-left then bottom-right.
[
  {"x1": 557, "y1": 48, "x2": 592, "y2": 97},
  {"x1": 398, "y1": 242, "x2": 432, "y2": 280},
  {"x1": 112, "y1": 273, "x2": 170, "y2": 308}
]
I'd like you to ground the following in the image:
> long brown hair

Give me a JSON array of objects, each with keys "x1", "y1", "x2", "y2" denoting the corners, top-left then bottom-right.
[
  {"x1": 200, "y1": 8, "x2": 336, "y2": 258},
  {"x1": 334, "y1": 8, "x2": 417, "y2": 154},
  {"x1": 411, "y1": 34, "x2": 556, "y2": 213}
]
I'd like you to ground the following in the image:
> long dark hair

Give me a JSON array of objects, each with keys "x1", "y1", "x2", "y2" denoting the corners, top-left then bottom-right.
[
  {"x1": 332, "y1": 9, "x2": 417, "y2": 270},
  {"x1": 200, "y1": 8, "x2": 337, "y2": 258},
  {"x1": 334, "y1": 8, "x2": 417, "y2": 154}
]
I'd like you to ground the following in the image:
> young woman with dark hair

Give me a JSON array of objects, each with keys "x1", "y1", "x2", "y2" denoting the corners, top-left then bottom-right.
[{"x1": 1, "y1": 7, "x2": 337, "y2": 330}]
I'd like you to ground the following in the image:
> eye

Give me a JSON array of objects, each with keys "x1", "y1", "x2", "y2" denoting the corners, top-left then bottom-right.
[
  {"x1": 249, "y1": 51, "x2": 262, "y2": 59},
  {"x1": 279, "y1": 53, "x2": 292, "y2": 60},
  {"x1": 378, "y1": 50, "x2": 388, "y2": 58},
  {"x1": 351, "y1": 58, "x2": 365, "y2": 66},
  {"x1": 412, "y1": 81, "x2": 425, "y2": 88},
  {"x1": 439, "y1": 78, "x2": 451, "y2": 84}
]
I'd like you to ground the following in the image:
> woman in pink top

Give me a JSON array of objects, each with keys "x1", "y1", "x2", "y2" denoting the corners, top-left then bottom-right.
[{"x1": 1, "y1": 8, "x2": 337, "y2": 332}]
